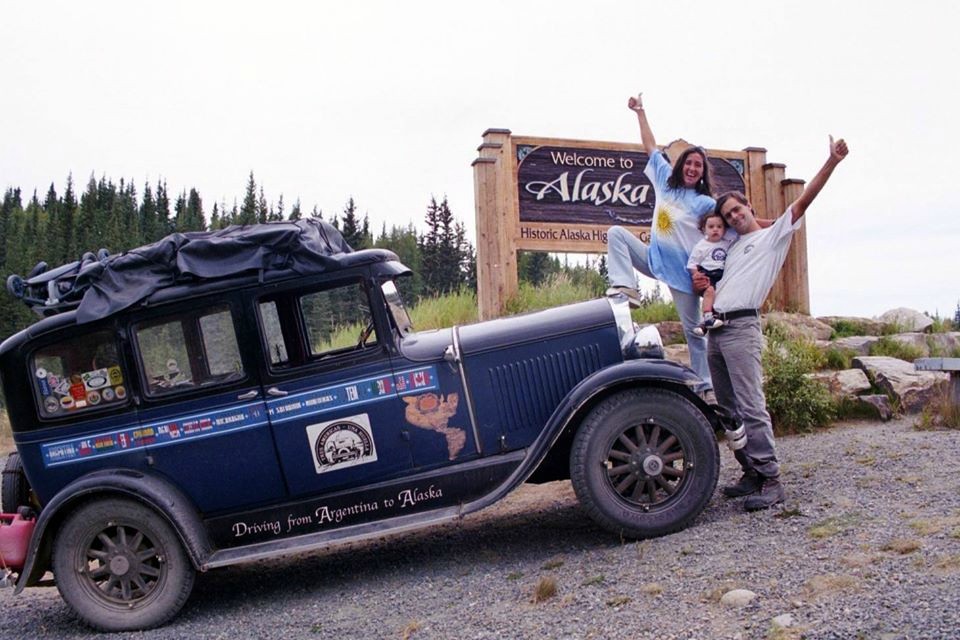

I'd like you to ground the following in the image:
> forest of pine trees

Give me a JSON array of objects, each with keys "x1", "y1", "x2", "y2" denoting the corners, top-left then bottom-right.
[{"x1": 0, "y1": 174, "x2": 477, "y2": 340}]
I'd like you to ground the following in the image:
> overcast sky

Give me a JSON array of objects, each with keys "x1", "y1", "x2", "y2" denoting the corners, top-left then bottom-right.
[{"x1": 3, "y1": 1, "x2": 958, "y2": 318}]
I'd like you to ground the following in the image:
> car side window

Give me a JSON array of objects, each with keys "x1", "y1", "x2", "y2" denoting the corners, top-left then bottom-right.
[
  {"x1": 301, "y1": 282, "x2": 377, "y2": 357},
  {"x1": 135, "y1": 304, "x2": 244, "y2": 397},
  {"x1": 257, "y1": 280, "x2": 377, "y2": 369},
  {"x1": 31, "y1": 330, "x2": 129, "y2": 417}
]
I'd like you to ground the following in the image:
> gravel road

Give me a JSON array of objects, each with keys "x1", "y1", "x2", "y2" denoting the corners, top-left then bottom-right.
[{"x1": 2, "y1": 417, "x2": 959, "y2": 640}]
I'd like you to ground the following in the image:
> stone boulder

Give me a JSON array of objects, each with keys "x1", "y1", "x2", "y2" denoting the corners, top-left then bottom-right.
[
  {"x1": 655, "y1": 321, "x2": 686, "y2": 345},
  {"x1": 927, "y1": 332, "x2": 960, "y2": 356},
  {"x1": 830, "y1": 335, "x2": 880, "y2": 356},
  {"x1": 858, "y1": 394, "x2": 894, "y2": 421},
  {"x1": 763, "y1": 311, "x2": 833, "y2": 342},
  {"x1": 888, "y1": 333, "x2": 930, "y2": 357},
  {"x1": 852, "y1": 356, "x2": 948, "y2": 413},
  {"x1": 806, "y1": 369, "x2": 872, "y2": 399},
  {"x1": 878, "y1": 307, "x2": 934, "y2": 333},
  {"x1": 817, "y1": 315, "x2": 887, "y2": 336}
]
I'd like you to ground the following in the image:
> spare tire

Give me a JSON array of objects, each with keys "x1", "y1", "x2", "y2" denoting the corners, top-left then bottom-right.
[{"x1": 2, "y1": 452, "x2": 31, "y2": 513}]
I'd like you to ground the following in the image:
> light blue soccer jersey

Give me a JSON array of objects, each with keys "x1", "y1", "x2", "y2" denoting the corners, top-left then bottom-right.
[{"x1": 643, "y1": 150, "x2": 717, "y2": 294}]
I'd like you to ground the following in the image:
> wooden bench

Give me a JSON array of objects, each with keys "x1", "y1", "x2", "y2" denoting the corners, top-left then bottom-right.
[{"x1": 915, "y1": 357, "x2": 960, "y2": 404}]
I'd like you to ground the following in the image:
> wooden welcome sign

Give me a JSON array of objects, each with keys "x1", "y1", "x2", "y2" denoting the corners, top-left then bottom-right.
[{"x1": 472, "y1": 129, "x2": 809, "y2": 320}]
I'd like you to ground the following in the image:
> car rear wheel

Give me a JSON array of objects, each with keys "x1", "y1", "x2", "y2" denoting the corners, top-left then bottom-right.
[
  {"x1": 53, "y1": 498, "x2": 195, "y2": 631},
  {"x1": 570, "y1": 388, "x2": 719, "y2": 539}
]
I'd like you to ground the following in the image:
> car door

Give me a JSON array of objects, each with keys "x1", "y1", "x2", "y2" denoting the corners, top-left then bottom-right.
[
  {"x1": 255, "y1": 275, "x2": 420, "y2": 499},
  {"x1": 130, "y1": 294, "x2": 287, "y2": 514}
]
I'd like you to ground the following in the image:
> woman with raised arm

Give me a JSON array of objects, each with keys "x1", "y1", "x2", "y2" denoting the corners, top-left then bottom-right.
[{"x1": 606, "y1": 93, "x2": 722, "y2": 395}]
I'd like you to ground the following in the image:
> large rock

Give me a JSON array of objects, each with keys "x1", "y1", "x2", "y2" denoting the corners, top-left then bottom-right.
[
  {"x1": 763, "y1": 311, "x2": 833, "y2": 342},
  {"x1": 817, "y1": 315, "x2": 887, "y2": 336},
  {"x1": 655, "y1": 321, "x2": 686, "y2": 345},
  {"x1": 852, "y1": 356, "x2": 948, "y2": 413},
  {"x1": 927, "y1": 332, "x2": 960, "y2": 356},
  {"x1": 878, "y1": 307, "x2": 934, "y2": 333},
  {"x1": 806, "y1": 369, "x2": 872, "y2": 398},
  {"x1": 858, "y1": 394, "x2": 894, "y2": 421},
  {"x1": 888, "y1": 333, "x2": 930, "y2": 357},
  {"x1": 830, "y1": 335, "x2": 880, "y2": 356}
]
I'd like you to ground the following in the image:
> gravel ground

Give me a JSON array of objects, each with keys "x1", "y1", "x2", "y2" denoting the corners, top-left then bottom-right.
[{"x1": 2, "y1": 417, "x2": 959, "y2": 640}]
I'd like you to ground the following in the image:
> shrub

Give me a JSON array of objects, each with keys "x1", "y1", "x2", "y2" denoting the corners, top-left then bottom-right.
[
  {"x1": 830, "y1": 319, "x2": 872, "y2": 339},
  {"x1": 823, "y1": 346, "x2": 856, "y2": 371},
  {"x1": 869, "y1": 336, "x2": 925, "y2": 362},
  {"x1": 763, "y1": 327, "x2": 835, "y2": 433}
]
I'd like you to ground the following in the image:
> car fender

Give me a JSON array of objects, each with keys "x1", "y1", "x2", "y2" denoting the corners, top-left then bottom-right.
[
  {"x1": 15, "y1": 468, "x2": 212, "y2": 593},
  {"x1": 461, "y1": 359, "x2": 714, "y2": 515}
]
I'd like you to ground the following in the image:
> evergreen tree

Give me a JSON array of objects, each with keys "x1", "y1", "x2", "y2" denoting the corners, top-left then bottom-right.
[
  {"x1": 289, "y1": 198, "x2": 302, "y2": 221},
  {"x1": 60, "y1": 175, "x2": 77, "y2": 259},
  {"x1": 272, "y1": 194, "x2": 285, "y2": 222},
  {"x1": 186, "y1": 188, "x2": 205, "y2": 231},
  {"x1": 239, "y1": 173, "x2": 258, "y2": 225},
  {"x1": 340, "y1": 197, "x2": 367, "y2": 249},
  {"x1": 954, "y1": 301, "x2": 960, "y2": 328},
  {"x1": 156, "y1": 180, "x2": 172, "y2": 236},
  {"x1": 140, "y1": 182, "x2": 157, "y2": 243},
  {"x1": 257, "y1": 186, "x2": 268, "y2": 224},
  {"x1": 210, "y1": 202, "x2": 222, "y2": 230}
]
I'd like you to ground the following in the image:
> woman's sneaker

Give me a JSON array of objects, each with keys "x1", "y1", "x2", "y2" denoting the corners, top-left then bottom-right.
[{"x1": 605, "y1": 286, "x2": 643, "y2": 308}]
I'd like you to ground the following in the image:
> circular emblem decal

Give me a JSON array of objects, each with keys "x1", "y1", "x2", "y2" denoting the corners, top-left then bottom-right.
[
  {"x1": 101, "y1": 387, "x2": 116, "y2": 402},
  {"x1": 114, "y1": 385, "x2": 127, "y2": 399},
  {"x1": 315, "y1": 421, "x2": 374, "y2": 466},
  {"x1": 43, "y1": 396, "x2": 60, "y2": 414}
]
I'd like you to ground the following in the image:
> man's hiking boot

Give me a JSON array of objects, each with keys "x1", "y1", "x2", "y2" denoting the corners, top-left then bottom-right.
[
  {"x1": 605, "y1": 286, "x2": 643, "y2": 308},
  {"x1": 721, "y1": 470, "x2": 762, "y2": 498},
  {"x1": 744, "y1": 477, "x2": 786, "y2": 511}
]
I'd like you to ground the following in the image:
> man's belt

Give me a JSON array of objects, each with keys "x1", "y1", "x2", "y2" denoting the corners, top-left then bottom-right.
[{"x1": 715, "y1": 308, "x2": 761, "y2": 321}]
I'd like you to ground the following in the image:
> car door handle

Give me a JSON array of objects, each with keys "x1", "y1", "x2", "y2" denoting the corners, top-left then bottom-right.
[
  {"x1": 237, "y1": 390, "x2": 259, "y2": 400},
  {"x1": 267, "y1": 387, "x2": 288, "y2": 397}
]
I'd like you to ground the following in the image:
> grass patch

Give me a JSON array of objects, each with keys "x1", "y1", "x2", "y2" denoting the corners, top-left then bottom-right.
[
  {"x1": 802, "y1": 573, "x2": 860, "y2": 597},
  {"x1": 869, "y1": 336, "x2": 925, "y2": 361},
  {"x1": 541, "y1": 558, "x2": 565, "y2": 570},
  {"x1": 808, "y1": 512, "x2": 865, "y2": 539},
  {"x1": 581, "y1": 574, "x2": 604, "y2": 587},
  {"x1": 632, "y1": 300, "x2": 679, "y2": 324},
  {"x1": 640, "y1": 583, "x2": 663, "y2": 596},
  {"x1": 935, "y1": 555, "x2": 960, "y2": 570},
  {"x1": 408, "y1": 289, "x2": 479, "y2": 330},
  {"x1": 606, "y1": 595, "x2": 632, "y2": 607},
  {"x1": 400, "y1": 620, "x2": 422, "y2": 640},
  {"x1": 505, "y1": 273, "x2": 596, "y2": 316},
  {"x1": 532, "y1": 577, "x2": 558, "y2": 603},
  {"x1": 882, "y1": 538, "x2": 922, "y2": 554},
  {"x1": 506, "y1": 571, "x2": 523, "y2": 581}
]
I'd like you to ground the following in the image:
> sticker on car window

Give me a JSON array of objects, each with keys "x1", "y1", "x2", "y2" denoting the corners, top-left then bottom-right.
[{"x1": 306, "y1": 414, "x2": 378, "y2": 474}]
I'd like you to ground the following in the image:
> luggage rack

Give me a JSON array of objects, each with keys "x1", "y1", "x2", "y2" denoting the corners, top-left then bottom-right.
[{"x1": 6, "y1": 249, "x2": 111, "y2": 317}]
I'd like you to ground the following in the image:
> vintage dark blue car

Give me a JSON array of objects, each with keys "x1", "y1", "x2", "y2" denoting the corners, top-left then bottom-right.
[{"x1": 0, "y1": 220, "x2": 735, "y2": 631}]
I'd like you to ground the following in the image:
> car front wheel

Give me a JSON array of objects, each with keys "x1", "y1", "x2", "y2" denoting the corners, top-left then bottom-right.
[
  {"x1": 52, "y1": 498, "x2": 195, "y2": 631},
  {"x1": 570, "y1": 388, "x2": 719, "y2": 539}
]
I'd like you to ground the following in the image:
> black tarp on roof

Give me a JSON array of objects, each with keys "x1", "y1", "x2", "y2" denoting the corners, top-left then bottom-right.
[{"x1": 75, "y1": 218, "x2": 352, "y2": 323}]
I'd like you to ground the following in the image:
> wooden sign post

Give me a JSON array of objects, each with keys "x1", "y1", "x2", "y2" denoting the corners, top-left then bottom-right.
[{"x1": 472, "y1": 129, "x2": 810, "y2": 320}]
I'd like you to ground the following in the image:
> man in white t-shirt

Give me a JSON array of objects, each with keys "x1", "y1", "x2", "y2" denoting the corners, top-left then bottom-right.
[{"x1": 705, "y1": 135, "x2": 849, "y2": 511}]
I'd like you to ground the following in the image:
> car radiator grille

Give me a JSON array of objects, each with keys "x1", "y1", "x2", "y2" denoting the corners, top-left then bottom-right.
[{"x1": 487, "y1": 344, "x2": 602, "y2": 433}]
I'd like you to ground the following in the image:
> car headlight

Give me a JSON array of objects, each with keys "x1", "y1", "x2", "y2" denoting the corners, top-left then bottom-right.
[{"x1": 631, "y1": 324, "x2": 664, "y2": 360}]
